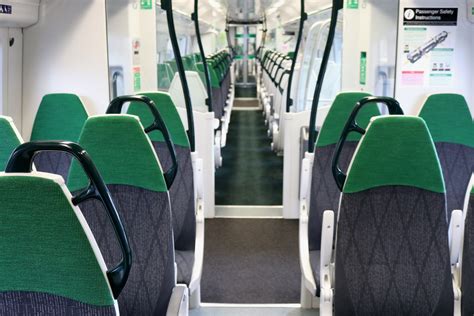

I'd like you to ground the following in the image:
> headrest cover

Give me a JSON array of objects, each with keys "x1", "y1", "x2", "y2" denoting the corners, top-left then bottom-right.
[
  {"x1": 316, "y1": 92, "x2": 379, "y2": 148},
  {"x1": 68, "y1": 115, "x2": 167, "y2": 193},
  {"x1": 128, "y1": 92, "x2": 190, "y2": 147},
  {"x1": 0, "y1": 116, "x2": 22, "y2": 171},
  {"x1": 30, "y1": 93, "x2": 88, "y2": 142},
  {"x1": 344, "y1": 116, "x2": 445, "y2": 194},
  {"x1": 418, "y1": 94, "x2": 473, "y2": 147},
  {"x1": 0, "y1": 173, "x2": 114, "y2": 306}
]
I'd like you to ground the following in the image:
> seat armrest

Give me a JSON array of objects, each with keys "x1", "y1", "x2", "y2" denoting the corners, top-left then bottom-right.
[
  {"x1": 449, "y1": 209, "x2": 464, "y2": 266},
  {"x1": 299, "y1": 152, "x2": 315, "y2": 201},
  {"x1": 299, "y1": 207, "x2": 317, "y2": 296},
  {"x1": 320, "y1": 210, "x2": 335, "y2": 316},
  {"x1": 166, "y1": 284, "x2": 189, "y2": 316},
  {"x1": 191, "y1": 153, "x2": 204, "y2": 200},
  {"x1": 449, "y1": 209, "x2": 464, "y2": 286},
  {"x1": 189, "y1": 198, "x2": 204, "y2": 294}
]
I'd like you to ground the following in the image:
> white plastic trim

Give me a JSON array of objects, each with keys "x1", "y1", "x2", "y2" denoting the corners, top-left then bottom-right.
[
  {"x1": 299, "y1": 209, "x2": 317, "y2": 297},
  {"x1": 449, "y1": 209, "x2": 464, "y2": 266},
  {"x1": 189, "y1": 198, "x2": 204, "y2": 295},
  {"x1": 320, "y1": 210, "x2": 335, "y2": 316},
  {"x1": 166, "y1": 284, "x2": 189, "y2": 316}
]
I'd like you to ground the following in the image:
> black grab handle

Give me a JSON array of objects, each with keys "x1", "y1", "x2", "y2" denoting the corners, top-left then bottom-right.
[
  {"x1": 106, "y1": 95, "x2": 178, "y2": 190},
  {"x1": 332, "y1": 96, "x2": 404, "y2": 191},
  {"x1": 5, "y1": 141, "x2": 132, "y2": 299}
]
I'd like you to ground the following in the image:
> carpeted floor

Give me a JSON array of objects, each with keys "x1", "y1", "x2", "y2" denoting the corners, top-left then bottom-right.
[
  {"x1": 215, "y1": 109, "x2": 283, "y2": 205},
  {"x1": 201, "y1": 219, "x2": 301, "y2": 304}
]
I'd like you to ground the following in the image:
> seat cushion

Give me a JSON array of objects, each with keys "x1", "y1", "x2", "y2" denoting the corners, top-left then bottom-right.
[{"x1": 176, "y1": 250, "x2": 195, "y2": 285}]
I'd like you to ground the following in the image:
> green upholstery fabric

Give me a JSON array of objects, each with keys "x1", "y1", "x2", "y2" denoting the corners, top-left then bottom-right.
[
  {"x1": 0, "y1": 175, "x2": 114, "y2": 306},
  {"x1": 344, "y1": 116, "x2": 445, "y2": 194},
  {"x1": 0, "y1": 117, "x2": 22, "y2": 171},
  {"x1": 418, "y1": 94, "x2": 474, "y2": 147},
  {"x1": 30, "y1": 93, "x2": 88, "y2": 142},
  {"x1": 68, "y1": 115, "x2": 167, "y2": 193},
  {"x1": 316, "y1": 92, "x2": 378, "y2": 147},
  {"x1": 127, "y1": 92, "x2": 190, "y2": 148}
]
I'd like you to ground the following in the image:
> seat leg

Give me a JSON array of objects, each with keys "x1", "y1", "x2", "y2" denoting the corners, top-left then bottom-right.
[
  {"x1": 189, "y1": 285, "x2": 201, "y2": 310},
  {"x1": 300, "y1": 276, "x2": 313, "y2": 309}
]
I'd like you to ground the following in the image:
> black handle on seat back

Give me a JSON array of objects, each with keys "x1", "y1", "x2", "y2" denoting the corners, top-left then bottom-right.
[
  {"x1": 5, "y1": 141, "x2": 132, "y2": 299},
  {"x1": 332, "y1": 96, "x2": 404, "y2": 191},
  {"x1": 106, "y1": 95, "x2": 178, "y2": 190}
]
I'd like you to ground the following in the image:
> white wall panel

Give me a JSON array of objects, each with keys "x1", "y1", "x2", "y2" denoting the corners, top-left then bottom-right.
[{"x1": 22, "y1": 0, "x2": 109, "y2": 139}]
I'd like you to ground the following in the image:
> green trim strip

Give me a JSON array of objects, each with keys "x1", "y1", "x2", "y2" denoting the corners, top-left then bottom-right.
[
  {"x1": 0, "y1": 117, "x2": 22, "y2": 171},
  {"x1": 0, "y1": 175, "x2": 114, "y2": 306},
  {"x1": 128, "y1": 92, "x2": 190, "y2": 148},
  {"x1": 418, "y1": 94, "x2": 474, "y2": 147},
  {"x1": 316, "y1": 92, "x2": 377, "y2": 148},
  {"x1": 30, "y1": 94, "x2": 88, "y2": 142},
  {"x1": 344, "y1": 116, "x2": 445, "y2": 194},
  {"x1": 68, "y1": 116, "x2": 167, "y2": 193}
]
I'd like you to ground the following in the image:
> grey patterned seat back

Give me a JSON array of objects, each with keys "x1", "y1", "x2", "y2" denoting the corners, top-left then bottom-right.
[
  {"x1": 68, "y1": 115, "x2": 175, "y2": 315},
  {"x1": 334, "y1": 116, "x2": 453, "y2": 315},
  {"x1": 418, "y1": 94, "x2": 474, "y2": 214},
  {"x1": 308, "y1": 92, "x2": 379, "y2": 251},
  {"x1": 30, "y1": 94, "x2": 88, "y2": 181},
  {"x1": 127, "y1": 92, "x2": 196, "y2": 252},
  {"x1": 462, "y1": 178, "x2": 474, "y2": 315}
]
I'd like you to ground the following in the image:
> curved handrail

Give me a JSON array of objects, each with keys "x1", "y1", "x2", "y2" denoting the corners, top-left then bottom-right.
[
  {"x1": 106, "y1": 95, "x2": 178, "y2": 189},
  {"x1": 5, "y1": 141, "x2": 132, "y2": 299},
  {"x1": 331, "y1": 96, "x2": 404, "y2": 191}
]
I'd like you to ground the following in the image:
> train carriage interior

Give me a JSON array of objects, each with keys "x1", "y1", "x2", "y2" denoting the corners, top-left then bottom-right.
[{"x1": 0, "y1": 0, "x2": 473, "y2": 315}]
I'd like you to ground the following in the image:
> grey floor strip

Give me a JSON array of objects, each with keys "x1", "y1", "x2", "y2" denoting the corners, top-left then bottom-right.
[
  {"x1": 190, "y1": 304, "x2": 318, "y2": 316},
  {"x1": 201, "y1": 218, "x2": 300, "y2": 304},
  {"x1": 215, "y1": 205, "x2": 283, "y2": 218}
]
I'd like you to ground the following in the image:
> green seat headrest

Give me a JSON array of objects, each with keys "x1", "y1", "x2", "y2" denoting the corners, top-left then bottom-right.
[
  {"x1": 344, "y1": 116, "x2": 445, "y2": 194},
  {"x1": 316, "y1": 92, "x2": 379, "y2": 148},
  {"x1": 127, "y1": 92, "x2": 190, "y2": 148},
  {"x1": 0, "y1": 173, "x2": 114, "y2": 306},
  {"x1": 30, "y1": 93, "x2": 88, "y2": 142},
  {"x1": 68, "y1": 115, "x2": 167, "y2": 193},
  {"x1": 0, "y1": 116, "x2": 22, "y2": 171},
  {"x1": 418, "y1": 93, "x2": 474, "y2": 147}
]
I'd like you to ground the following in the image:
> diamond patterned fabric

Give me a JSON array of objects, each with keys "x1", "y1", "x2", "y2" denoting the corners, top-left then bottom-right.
[
  {"x1": 334, "y1": 186, "x2": 453, "y2": 315},
  {"x1": 77, "y1": 185, "x2": 175, "y2": 316},
  {"x1": 175, "y1": 250, "x2": 194, "y2": 285},
  {"x1": 462, "y1": 194, "x2": 474, "y2": 315},
  {"x1": 33, "y1": 152, "x2": 72, "y2": 182},
  {"x1": 152, "y1": 142, "x2": 196, "y2": 252},
  {"x1": 0, "y1": 292, "x2": 116, "y2": 315},
  {"x1": 435, "y1": 143, "x2": 474, "y2": 214},
  {"x1": 308, "y1": 142, "x2": 358, "y2": 251}
]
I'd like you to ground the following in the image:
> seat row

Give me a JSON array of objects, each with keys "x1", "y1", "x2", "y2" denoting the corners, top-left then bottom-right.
[
  {"x1": 298, "y1": 92, "x2": 474, "y2": 315},
  {"x1": 257, "y1": 49, "x2": 294, "y2": 152},
  {"x1": 0, "y1": 92, "x2": 206, "y2": 315},
  {"x1": 165, "y1": 50, "x2": 235, "y2": 167}
]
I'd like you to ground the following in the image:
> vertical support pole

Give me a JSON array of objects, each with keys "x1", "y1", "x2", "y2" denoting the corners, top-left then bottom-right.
[
  {"x1": 161, "y1": 0, "x2": 196, "y2": 151},
  {"x1": 307, "y1": 0, "x2": 344, "y2": 153}
]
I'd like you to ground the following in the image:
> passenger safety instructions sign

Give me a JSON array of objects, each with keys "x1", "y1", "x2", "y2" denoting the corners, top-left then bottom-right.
[{"x1": 400, "y1": 7, "x2": 457, "y2": 87}]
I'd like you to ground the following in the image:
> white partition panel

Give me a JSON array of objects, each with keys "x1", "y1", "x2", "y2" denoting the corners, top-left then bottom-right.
[{"x1": 22, "y1": 0, "x2": 109, "y2": 139}]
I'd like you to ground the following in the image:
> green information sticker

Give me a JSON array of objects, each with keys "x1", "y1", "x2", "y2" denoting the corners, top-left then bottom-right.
[
  {"x1": 133, "y1": 68, "x2": 141, "y2": 91},
  {"x1": 347, "y1": 0, "x2": 359, "y2": 9},
  {"x1": 360, "y1": 52, "x2": 367, "y2": 85},
  {"x1": 140, "y1": 0, "x2": 153, "y2": 10}
]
